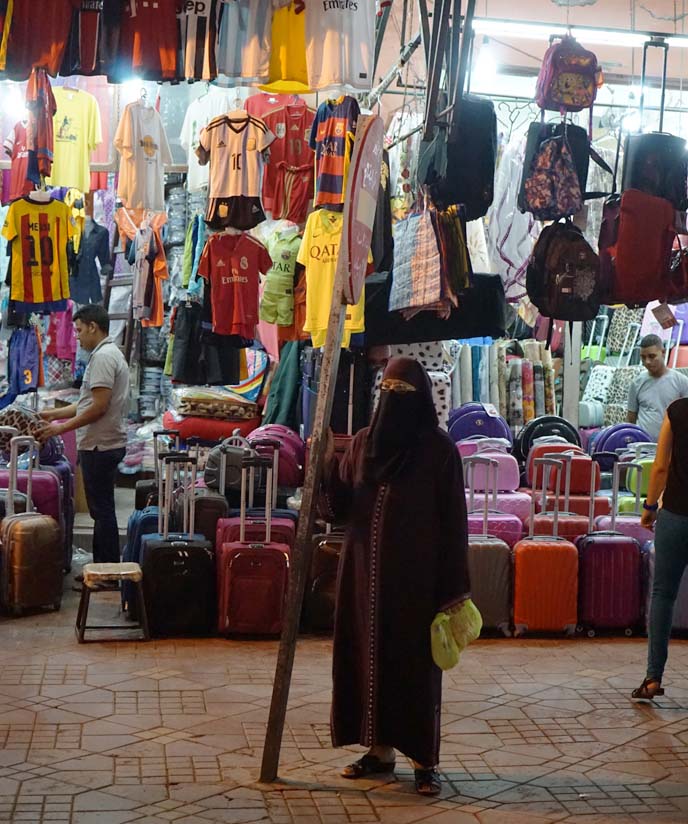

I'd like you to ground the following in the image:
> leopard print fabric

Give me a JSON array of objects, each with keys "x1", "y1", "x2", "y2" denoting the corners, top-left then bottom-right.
[{"x1": 0, "y1": 406, "x2": 63, "y2": 459}]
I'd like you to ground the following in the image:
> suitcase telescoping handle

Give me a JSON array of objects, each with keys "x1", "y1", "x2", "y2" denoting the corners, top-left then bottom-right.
[
  {"x1": 463, "y1": 455, "x2": 499, "y2": 538},
  {"x1": 152, "y1": 429, "x2": 181, "y2": 481},
  {"x1": 249, "y1": 437, "x2": 281, "y2": 507},
  {"x1": 611, "y1": 460, "x2": 645, "y2": 525},
  {"x1": 640, "y1": 39, "x2": 669, "y2": 132},
  {"x1": 239, "y1": 454, "x2": 273, "y2": 544},
  {"x1": 619, "y1": 322, "x2": 641, "y2": 367},
  {"x1": 585, "y1": 314, "x2": 610, "y2": 354},
  {"x1": 542, "y1": 450, "x2": 580, "y2": 516},
  {"x1": 530, "y1": 457, "x2": 564, "y2": 539},
  {"x1": 7, "y1": 435, "x2": 37, "y2": 516},
  {"x1": 158, "y1": 454, "x2": 198, "y2": 539}
]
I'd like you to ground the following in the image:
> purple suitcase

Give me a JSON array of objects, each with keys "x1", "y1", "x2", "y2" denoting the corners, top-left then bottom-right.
[
  {"x1": 448, "y1": 403, "x2": 512, "y2": 444},
  {"x1": 41, "y1": 458, "x2": 74, "y2": 571},
  {"x1": 593, "y1": 424, "x2": 652, "y2": 470},
  {"x1": 576, "y1": 458, "x2": 642, "y2": 634},
  {"x1": 594, "y1": 461, "x2": 654, "y2": 544},
  {"x1": 465, "y1": 456, "x2": 523, "y2": 548}
]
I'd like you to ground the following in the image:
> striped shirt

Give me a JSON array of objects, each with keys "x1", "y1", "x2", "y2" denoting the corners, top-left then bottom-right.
[
  {"x1": 178, "y1": 0, "x2": 220, "y2": 81},
  {"x1": 197, "y1": 112, "x2": 275, "y2": 199},
  {"x1": 310, "y1": 95, "x2": 359, "y2": 208}
]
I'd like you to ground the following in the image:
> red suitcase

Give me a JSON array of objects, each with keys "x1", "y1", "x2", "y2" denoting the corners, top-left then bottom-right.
[
  {"x1": 217, "y1": 454, "x2": 290, "y2": 635},
  {"x1": 535, "y1": 492, "x2": 611, "y2": 518},
  {"x1": 513, "y1": 458, "x2": 578, "y2": 636},
  {"x1": 527, "y1": 451, "x2": 590, "y2": 541},
  {"x1": 526, "y1": 438, "x2": 587, "y2": 489},
  {"x1": 0, "y1": 437, "x2": 63, "y2": 615},
  {"x1": 465, "y1": 456, "x2": 523, "y2": 548}
]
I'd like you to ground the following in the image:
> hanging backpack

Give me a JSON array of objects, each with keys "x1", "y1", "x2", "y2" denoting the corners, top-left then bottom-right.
[
  {"x1": 536, "y1": 35, "x2": 602, "y2": 115},
  {"x1": 522, "y1": 136, "x2": 583, "y2": 221},
  {"x1": 527, "y1": 221, "x2": 601, "y2": 322}
]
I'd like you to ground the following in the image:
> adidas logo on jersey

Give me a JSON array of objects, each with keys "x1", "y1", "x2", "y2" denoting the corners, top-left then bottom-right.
[
  {"x1": 217, "y1": 139, "x2": 226, "y2": 147},
  {"x1": 251, "y1": 205, "x2": 261, "y2": 213},
  {"x1": 216, "y1": 259, "x2": 226, "y2": 267}
]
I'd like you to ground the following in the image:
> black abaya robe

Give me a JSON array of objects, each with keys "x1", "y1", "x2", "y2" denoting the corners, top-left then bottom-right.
[{"x1": 325, "y1": 426, "x2": 470, "y2": 766}]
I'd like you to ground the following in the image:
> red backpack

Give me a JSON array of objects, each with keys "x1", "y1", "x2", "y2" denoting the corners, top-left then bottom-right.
[{"x1": 536, "y1": 36, "x2": 603, "y2": 114}]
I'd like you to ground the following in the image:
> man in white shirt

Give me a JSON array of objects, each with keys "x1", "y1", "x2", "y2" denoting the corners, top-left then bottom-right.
[
  {"x1": 40, "y1": 305, "x2": 130, "y2": 565},
  {"x1": 627, "y1": 334, "x2": 688, "y2": 441}
]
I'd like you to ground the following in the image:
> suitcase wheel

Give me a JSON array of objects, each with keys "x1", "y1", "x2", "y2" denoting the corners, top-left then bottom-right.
[
  {"x1": 576, "y1": 625, "x2": 584, "y2": 635},
  {"x1": 587, "y1": 629, "x2": 596, "y2": 638},
  {"x1": 625, "y1": 627, "x2": 633, "y2": 637}
]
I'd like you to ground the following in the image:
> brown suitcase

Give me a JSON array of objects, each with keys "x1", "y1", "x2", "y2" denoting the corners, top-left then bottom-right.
[
  {"x1": 0, "y1": 436, "x2": 63, "y2": 615},
  {"x1": 303, "y1": 531, "x2": 344, "y2": 632}
]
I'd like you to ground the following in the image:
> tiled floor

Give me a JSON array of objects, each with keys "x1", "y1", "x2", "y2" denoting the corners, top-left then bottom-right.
[{"x1": 1, "y1": 576, "x2": 688, "y2": 822}]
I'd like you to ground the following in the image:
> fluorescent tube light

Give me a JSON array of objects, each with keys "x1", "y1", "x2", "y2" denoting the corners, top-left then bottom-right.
[{"x1": 472, "y1": 19, "x2": 649, "y2": 49}]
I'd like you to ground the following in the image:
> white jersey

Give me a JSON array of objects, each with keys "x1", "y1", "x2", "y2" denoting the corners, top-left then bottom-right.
[
  {"x1": 114, "y1": 102, "x2": 172, "y2": 212},
  {"x1": 178, "y1": 0, "x2": 221, "y2": 80},
  {"x1": 180, "y1": 87, "x2": 236, "y2": 191},
  {"x1": 305, "y1": 1, "x2": 375, "y2": 91},
  {"x1": 197, "y1": 111, "x2": 275, "y2": 199},
  {"x1": 217, "y1": 0, "x2": 290, "y2": 81}
]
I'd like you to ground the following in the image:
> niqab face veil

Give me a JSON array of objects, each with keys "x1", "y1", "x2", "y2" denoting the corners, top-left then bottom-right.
[{"x1": 364, "y1": 357, "x2": 439, "y2": 483}]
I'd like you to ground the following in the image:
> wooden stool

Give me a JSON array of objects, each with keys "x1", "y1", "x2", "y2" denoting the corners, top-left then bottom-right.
[{"x1": 75, "y1": 563, "x2": 150, "y2": 643}]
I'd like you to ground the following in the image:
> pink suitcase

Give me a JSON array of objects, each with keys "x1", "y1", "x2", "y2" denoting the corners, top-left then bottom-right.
[
  {"x1": 472, "y1": 490, "x2": 531, "y2": 522},
  {"x1": 594, "y1": 461, "x2": 654, "y2": 544},
  {"x1": 457, "y1": 437, "x2": 520, "y2": 492},
  {"x1": 465, "y1": 456, "x2": 523, "y2": 548},
  {"x1": 513, "y1": 458, "x2": 578, "y2": 636},
  {"x1": 217, "y1": 454, "x2": 290, "y2": 635}
]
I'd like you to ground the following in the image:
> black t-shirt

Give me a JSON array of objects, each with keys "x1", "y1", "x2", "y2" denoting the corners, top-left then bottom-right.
[{"x1": 664, "y1": 398, "x2": 688, "y2": 516}]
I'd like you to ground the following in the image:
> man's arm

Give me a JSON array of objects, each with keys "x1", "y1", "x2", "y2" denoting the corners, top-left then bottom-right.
[
  {"x1": 627, "y1": 378, "x2": 639, "y2": 424},
  {"x1": 39, "y1": 388, "x2": 112, "y2": 440},
  {"x1": 40, "y1": 403, "x2": 77, "y2": 422}
]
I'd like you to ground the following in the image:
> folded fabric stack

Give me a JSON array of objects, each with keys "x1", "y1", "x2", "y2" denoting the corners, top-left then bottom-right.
[{"x1": 170, "y1": 386, "x2": 259, "y2": 421}]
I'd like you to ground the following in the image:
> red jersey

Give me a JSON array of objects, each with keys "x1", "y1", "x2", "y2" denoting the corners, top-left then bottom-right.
[
  {"x1": 244, "y1": 92, "x2": 299, "y2": 120},
  {"x1": 262, "y1": 101, "x2": 315, "y2": 211},
  {"x1": 119, "y1": 0, "x2": 178, "y2": 81},
  {"x1": 4, "y1": 0, "x2": 80, "y2": 79},
  {"x1": 198, "y1": 233, "x2": 272, "y2": 338},
  {"x1": 3, "y1": 122, "x2": 32, "y2": 202}
]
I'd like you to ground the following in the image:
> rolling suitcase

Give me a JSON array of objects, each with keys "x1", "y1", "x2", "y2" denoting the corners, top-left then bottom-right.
[
  {"x1": 457, "y1": 438, "x2": 520, "y2": 492},
  {"x1": 217, "y1": 454, "x2": 291, "y2": 636},
  {"x1": 527, "y1": 451, "x2": 590, "y2": 541},
  {"x1": 594, "y1": 461, "x2": 654, "y2": 544},
  {"x1": 513, "y1": 457, "x2": 578, "y2": 636},
  {"x1": 303, "y1": 530, "x2": 344, "y2": 632},
  {"x1": 466, "y1": 456, "x2": 522, "y2": 548},
  {"x1": 535, "y1": 492, "x2": 611, "y2": 518},
  {"x1": 0, "y1": 436, "x2": 63, "y2": 615},
  {"x1": 526, "y1": 437, "x2": 590, "y2": 490},
  {"x1": 135, "y1": 429, "x2": 180, "y2": 510},
  {"x1": 181, "y1": 437, "x2": 230, "y2": 546},
  {"x1": 576, "y1": 459, "x2": 643, "y2": 636},
  {"x1": 464, "y1": 457, "x2": 512, "y2": 636},
  {"x1": 141, "y1": 454, "x2": 215, "y2": 637}
]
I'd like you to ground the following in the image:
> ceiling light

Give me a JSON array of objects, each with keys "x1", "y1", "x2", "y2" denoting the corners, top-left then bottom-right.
[{"x1": 472, "y1": 19, "x2": 649, "y2": 50}]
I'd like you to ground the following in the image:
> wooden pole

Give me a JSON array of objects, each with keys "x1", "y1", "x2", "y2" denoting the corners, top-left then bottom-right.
[{"x1": 260, "y1": 116, "x2": 383, "y2": 783}]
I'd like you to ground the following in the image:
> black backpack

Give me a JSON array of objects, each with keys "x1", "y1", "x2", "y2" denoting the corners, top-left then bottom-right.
[{"x1": 527, "y1": 221, "x2": 601, "y2": 322}]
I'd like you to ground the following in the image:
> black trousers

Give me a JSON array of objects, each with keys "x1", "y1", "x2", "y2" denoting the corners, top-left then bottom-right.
[{"x1": 79, "y1": 447, "x2": 125, "y2": 564}]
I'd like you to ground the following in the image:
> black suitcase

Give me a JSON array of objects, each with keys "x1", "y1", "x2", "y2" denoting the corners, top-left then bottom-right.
[
  {"x1": 135, "y1": 429, "x2": 180, "y2": 510},
  {"x1": 621, "y1": 41, "x2": 688, "y2": 210},
  {"x1": 303, "y1": 531, "x2": 344, "y2": 632},
  {"x1": 140, "y1": 454, "x2": 215, "y2": 636}
]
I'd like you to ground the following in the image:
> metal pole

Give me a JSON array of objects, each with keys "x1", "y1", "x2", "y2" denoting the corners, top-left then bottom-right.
[
  {"x1": 365, "y1": 33, "x2": 423, "y2": 109},
  {"x1": 562, "y1": 322, "x2": 582, "y2": 428}
]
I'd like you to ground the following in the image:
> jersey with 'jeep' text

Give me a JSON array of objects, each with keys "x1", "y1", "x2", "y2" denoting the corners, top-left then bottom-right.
[
  {"x1": 178, "y1": 0, "x2": 221, "y2": 80},
  {"x1": 198, "y1": 232, "x2": 272, "y2": 337}
]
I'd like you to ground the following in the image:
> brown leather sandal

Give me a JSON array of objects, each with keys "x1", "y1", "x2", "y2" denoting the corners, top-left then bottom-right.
[
  {"x1": 631, "y1": 678, "x2": 664, "y2": 701},
  {"x1": 341, "y1": 754, "x2": 396, "y2": 779}
]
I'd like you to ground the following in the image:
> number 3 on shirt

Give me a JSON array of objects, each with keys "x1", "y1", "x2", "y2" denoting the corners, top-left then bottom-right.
[{"x1": 23, "y1": 369, "x2": 33, "y2": 385}]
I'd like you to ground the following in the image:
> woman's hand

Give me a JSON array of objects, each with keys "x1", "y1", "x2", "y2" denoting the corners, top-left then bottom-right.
[{"x1": 641, "y1": 508, "x2": 658, "y2": 529}]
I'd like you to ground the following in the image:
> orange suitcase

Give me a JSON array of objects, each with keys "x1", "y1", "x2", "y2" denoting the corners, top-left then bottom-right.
[{"x1": 514, "y1": 457, "x2": 578, "y2": 636}]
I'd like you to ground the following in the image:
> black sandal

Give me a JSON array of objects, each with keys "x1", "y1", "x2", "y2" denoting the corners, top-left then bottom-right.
[
  {"x1": 414, "y1": 767, "x2": 441, "y2": 796},
  {"x1": 631, "y1": 678, "x2": 664, "y2": 701},
  {"x1": 341, "y1": 754, "x2": 396, "y2": 779}
]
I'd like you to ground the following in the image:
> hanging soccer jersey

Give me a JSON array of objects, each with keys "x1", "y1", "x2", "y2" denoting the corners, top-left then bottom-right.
[
  {"x1": 305, "y1": 0, "x2": 375, "y2": 91},
  {"x1": 118, "y1": 0, "x2": 178, "y2": 81},
  {"x1": 180, "y1": 88, "x2": 235, "y2": 191},
  {"x1": 217, "y1": 0, "x2": 290, "y2": 81},
  {"x1": 262, "y1": 100, "x2": 315, "y2": 212},
  {"x1": 3, "y1": 121, "x2": 33, "y2": 203},
  {"x1": 245, "y1": 91, "x2": 299, "y2": 120},
  {"x1": 61, "y1": 0, "x2": 104, "y2": 75},
  {"x1": 262, "y1": 1, "x2": 309, "y2": 93},
  {"x1": 297, "y1": 209, "x2": 367, "y2": 348},
  {"x1": 260, "y1": 229, "x2": 302, "y2": 325},
  {"x1": 178, "y1": 0, "x2": 221, "y2": 81},
  {"x1": 2, "y1": 197, "x2": 74, "y2": 311},
  {"x1": 198, "y1": 232, "x2": 273, "y2": 338},
  {"x1": 48, "y1": 87, "x2": 102, "y2": 193},
  {"x1": 198, "y1": 112, "x2": 275, "y2": 200},
  {"x1": 4, "y1": 0, "x2": 79, "y2": 79},
  {"x1": 310, "y1": 96, "x2": 359, "y2": 209}
]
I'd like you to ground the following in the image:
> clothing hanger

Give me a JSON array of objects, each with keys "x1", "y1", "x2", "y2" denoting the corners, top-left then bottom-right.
[{"x1": 27, "y1": 189, "x2": 51, "y2": 203}]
